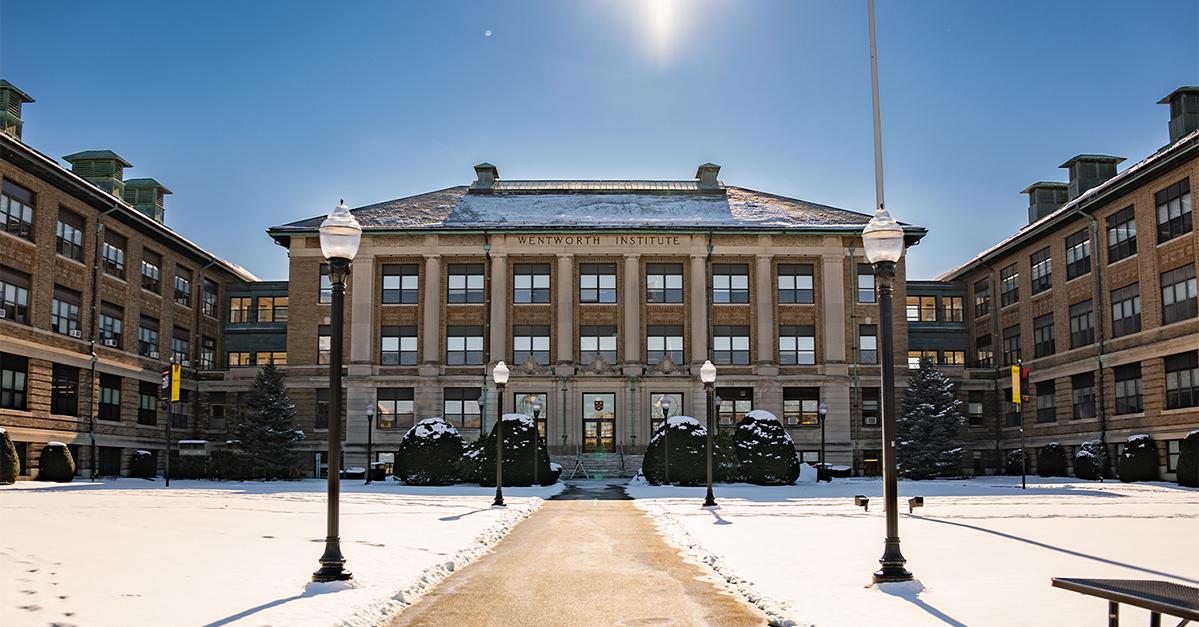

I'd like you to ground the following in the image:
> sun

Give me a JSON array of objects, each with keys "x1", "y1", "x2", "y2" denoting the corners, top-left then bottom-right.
[{"x1": 643, "y1": 0, "x2": 679, "y2": 65}]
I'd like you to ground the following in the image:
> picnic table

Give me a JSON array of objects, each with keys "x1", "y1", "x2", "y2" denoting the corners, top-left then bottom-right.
[{"x1": 1052, "y1": 578, "x2": 1199, "y2": 626}]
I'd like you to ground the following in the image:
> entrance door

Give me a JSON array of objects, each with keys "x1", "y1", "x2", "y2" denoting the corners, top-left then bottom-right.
[{"x1": 582, "y1": 393, "x2": 615, "y2": 453}]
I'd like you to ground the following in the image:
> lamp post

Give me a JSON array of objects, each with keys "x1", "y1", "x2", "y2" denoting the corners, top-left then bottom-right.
[
  {"x1": 700, "y1": 360, "x2": 718, "y2": 508},
  {"x1": 531, "y1": 397, "x2": 543, "y2": 486},
  {"x1": 659, "y1": 395, "x2": 672, "y2": 484},
  {"x1": 313, "y1": 200, "x2": 361, "y2": 583},
  {"x1": 818, "y1": 400, "x2": 828, "y2": 482},
  {"x1": 364, "y1": 404, "x2": 375, "y2": 485},
  {"x1": 492, "y1": 361, "x2": 509, "y2": 507}
]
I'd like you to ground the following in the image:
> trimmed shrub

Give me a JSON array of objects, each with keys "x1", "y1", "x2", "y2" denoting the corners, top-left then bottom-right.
[
  {"x1": 1118, "y1": 435, "x2": 1159, "y2": 482},
  {"x1": 456, "y1": 437, "x2": 484, "y2": 484},
  {"x1": 1037, "y1": 442, "x2": 1068, "y2": 477},
  {"x1": 733, "y1": 410, "x2": 800, "y2": 485},
  {"x1": 129, "y1": 450, "x2": 156, "y2": 479},
  {"x1": 170, "y1": 454, "x2": 211, "y2": 480},
  {"x1": 641, "y1": 416, "x2": 707, "y2": 486},
  {"x1": 0, "y1": 428, "x2": 18, "y2": 484},
  {"x1": 210, "y1": 448, "x2": 253, "y2": 481},
  {"x1": 476, "y1": 414, "x2": 559, "y2": 487},
  {"x1": 1073, "y1": 440, "x2": 1109, "y2": 480},
  {"x1": 1177, "y1": 431, "x2": 1198, "y2": 488},
  {"x1": 395, "y1": 417, "x2": 464, "y2": 485},
  {"x1": 1005, "y1": 449, "x2": 1026, "y2": 476},
  {"x1": 37, "y1": 442, "x2": 75, "y2": 482}
]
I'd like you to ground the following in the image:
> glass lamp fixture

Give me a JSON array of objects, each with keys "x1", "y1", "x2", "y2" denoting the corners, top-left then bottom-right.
[
  {"x1": 493, "y1": 360, "x2": 510, "y2": 385},
  {"x1": 862, "y1": 207, "x2": 905, "y2": 264},
  {"x1": 659, "y1": 396, "x2": 672, "y2": 414},
  {"x1": 531, "y1": 397, "x2": 542, "y2": 415},
  {"x1": 319, "y1": 200, "x2": 363, "y2": 261},
  {"x1": 700, "y1": 360, "x2": 717, "y2": 384}
]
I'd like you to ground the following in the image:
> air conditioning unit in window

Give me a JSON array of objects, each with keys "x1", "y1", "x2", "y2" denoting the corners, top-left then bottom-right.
[
  {"x1": 181, "y1": 360, "x2": 191, "y2": 367},
  {"x1": 0, "y1": 309, "x2": 6, "y2": 318},
  {"x1": 103, "y1": 339, "x2": 118, "y2": 347},
  {"x1": 69, "y1": 329, "x2": 82, "y2": 338},
  {"x1": 149, "y1": 351, "x2": 160, "y2": 359},
  {"x1": 786, "y1": 416, "x2": 798, "y2": 425},
  {"x1": 865, "y1": 416, "x2": 879, "y2": 426}
]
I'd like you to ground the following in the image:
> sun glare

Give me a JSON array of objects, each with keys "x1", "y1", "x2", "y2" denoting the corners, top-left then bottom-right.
[{"x1": 643, "y1": 0, "x2": 679, "y2": 65}]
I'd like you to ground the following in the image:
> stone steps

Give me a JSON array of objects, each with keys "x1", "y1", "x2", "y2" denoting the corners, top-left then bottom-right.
[{"x1": 552, "y1": 453, "x2": 644, "y2": 479}]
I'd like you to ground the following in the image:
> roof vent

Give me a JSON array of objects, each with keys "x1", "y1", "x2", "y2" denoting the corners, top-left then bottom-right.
[
  {"x1": 122, "y1": 178, "x2": 172, "y2": 223},
  {"x1": 0, "y1": 80, "x2": 34, "y2": 140},
  {"x1": 1159, "y1": 86, "x2": 1199, "y2": 144},
  {"x1": 62, "y1": 150, "x2": 133, "y2": 198},
  {"x1": 471, "y1": 162, "x2": 499, "y2": 191},
  {"x1": 1021, "y1": 182, "x2": 1069, "y2": 223},
  {"x1": 695, "y1": 163, "x2": 721, "y2": 190},
  {"x1": 1059, "y1": 154, "x2": 1124, "y2": 201}
]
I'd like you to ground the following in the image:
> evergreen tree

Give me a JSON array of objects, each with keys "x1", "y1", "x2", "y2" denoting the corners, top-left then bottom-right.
[
  {"x1": 233, "y1": 362, "x2": 304, "y2": 480},
  {"x1": 896, "y1": 359, "x2": 966, "y2": 480}
]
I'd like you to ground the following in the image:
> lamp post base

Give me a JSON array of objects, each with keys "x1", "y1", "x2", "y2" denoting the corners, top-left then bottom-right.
[
  {"x1": 702, "y1": 488, "x2": 717, "y2": 509},
  {"x1": 313, "y1": 538, "x2": 353, "y2": 582},
  {"x1": 872, "y1": 539, "x2": 912, "y2": 583}
]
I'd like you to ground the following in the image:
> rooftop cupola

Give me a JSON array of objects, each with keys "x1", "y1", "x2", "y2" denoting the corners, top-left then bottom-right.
[
  {"x1": 62, "y1": 150, "x2": 133, "y2": 197},
  {"x1": 695, "y1": 162, "x2": 721, "y2": 190},
  {"x1": 1021, "y1": 181, "x2": 1069, "y2": 223},
  {"x1": 0, "y1": 80, "x2": 35, "y2": 140},
  {"x1": 471, "y1": 162, "x2": 499, "y2": 191},
  {"x1": 1159, "y1": 86, "x2": 1199, "y2": 144},
  {"x1": 122, "y1": 178, "x2": 172, "y2": 223},
  {"x1": 1059, "y1": 154, "x2": 1124, "y2": 200}
]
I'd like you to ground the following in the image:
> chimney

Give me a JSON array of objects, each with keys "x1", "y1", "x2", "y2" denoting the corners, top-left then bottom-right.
[
  {"x1": 1159, "y1": 86, "x2": 1199, "y2": 144},
  {"x1": 0, "y1": 80, "x2": 35, "y2": 140},
  {"x1": 1021, "y1": 182, "x2": 1069, "y2": 223},
  {"x1": 62, "y1": 150, "x2": 133, "y2": 197},
  {"x1": 122, "y1": 178, "x2": 172, "y2": 223},
  {"x1": 695, "y1": 163, "x2": 721, "y2": 190},
  {"x1": 1059, "y1": 154, "x2": 1124, "y2": 200},
  {"x1": 471, "y1": 162, "x2": 499, "y2": 191}
]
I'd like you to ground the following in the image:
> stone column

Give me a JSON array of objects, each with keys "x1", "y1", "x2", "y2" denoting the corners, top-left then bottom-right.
[
  {"x1": 755, "y1": 254, "x2": 775, "y2": 367},
  {"x1": 489, "y1": 254, "x2": 508, "y2": 365},
  {"x1": 821, "y1": 251, "x2": 847, "y2": 363},
  {"x1": 623, "y1": 254, "x2": 641, "y2": 369},
  {"x1": 421, "y1": 254, "x2": 441, "y2": 368},
  {"x1": 556, "y1": 254, "x2": 574, "y2": 373},
  {"x1": 345, "y1": 254, "x2": 375, "y2": 463},
  {"x1": 689, "y1": 254, "x2": 708, "y2": 368}
]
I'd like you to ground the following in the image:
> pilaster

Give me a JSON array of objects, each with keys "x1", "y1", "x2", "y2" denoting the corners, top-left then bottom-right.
[
  {"x1": 555, "y1": 254, "x2": 574, "y2": 374},
  {"x1": 489, "y1": 254, "x2": 508, "y2": 364},
  {"x1": 421, "y1": 254, "x2": 441, "y2": 371},
  {"x1": 623, "y1": 253, "x2": 641, "y2": 370},
  {"x1": 689, "y1": 254, "x2": 708, "y2": 367},
  {"x1": 821, "y1": 250, "x2": 847, "y2": 363},
  {"x1": 755, "y1": 253, "x2": 775, "y2": 367}
]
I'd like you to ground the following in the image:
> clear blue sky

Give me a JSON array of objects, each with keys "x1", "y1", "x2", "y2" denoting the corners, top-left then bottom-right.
[{"x1": 2, "y1": 0, "x2": 1196, "y2": 280}]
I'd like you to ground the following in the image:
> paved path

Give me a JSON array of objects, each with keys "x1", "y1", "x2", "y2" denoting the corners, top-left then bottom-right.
[{"x1": 388, "y1": 482, "x2": 766, "y2": 626}]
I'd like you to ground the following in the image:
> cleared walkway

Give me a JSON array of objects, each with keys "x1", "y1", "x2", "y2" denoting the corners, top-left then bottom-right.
[{"x1": 388, "y1": 481, "x2": 766, "y2": 626}]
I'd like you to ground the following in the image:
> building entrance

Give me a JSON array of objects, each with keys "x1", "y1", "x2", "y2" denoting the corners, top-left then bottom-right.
[{"x1": 582, "y1": 393, "x2": 615, "y2": 453}]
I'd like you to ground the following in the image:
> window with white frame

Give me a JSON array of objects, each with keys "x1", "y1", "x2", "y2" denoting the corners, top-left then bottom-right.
[
  {"x1": 513, "y1": 263, "x2": 551, "y2": 304},
  {"x1": 380, "y1": 325, "x2": 418, "y2": 366},
  {"x1": 713, "y1": 325, "x2": 750, "y2": 365},
  {"x1": 712, "y1": 264, "x2": 750, "y2": 304},
  {"x1": 778, "y1": 324, "x2": 816, "y2": 365},
  {"x1": 446, "y1": 325, "x2": 484, "y2": 365}
]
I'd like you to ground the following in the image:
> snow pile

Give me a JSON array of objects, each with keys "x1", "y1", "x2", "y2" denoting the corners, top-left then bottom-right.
[{"x1": 797, "y1": 463, "x2": 818, "y2": 483}]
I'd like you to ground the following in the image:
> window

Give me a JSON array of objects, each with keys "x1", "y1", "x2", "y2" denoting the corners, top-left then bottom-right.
[
  {"x1": 141, "y1": 250, "x2": 162, "y2": 293},
  {"x1": 777, "y1": 264, "x2": 814, "y2": 304},
  {"x1": 99, "y1": 302, "x2": 123, "y2": 348},
  {"x1": 1155, "y1": 178, "x2": 1192, "y2": 243},
  {"x1": 1161, "y1": 264, "x2": 1197, "y2": 325},
  {"x1": 908, "y1": 350, "x2": 937, "y2": 369},
  {"x1": 973, "y1": 279, "x2": 991, "y2": 317},
  {"x1": 229, "y1": 297, "x2": 252, "y2": 323},
  {"x1": 943, "y1": 350, "x2": 966, "y2": 366},
  {"x1": 199, "y1": 336, "x2": 216, "y2": 370},
  {"x1": 138, "y1": 316, "x2": 159, "y2": 358},
  {"x1": 579, "y1": 263, "x2": 617, "y2": 303},
  {"x1": 315, "y1": 389, "x2": 329, "y2": 429},
  {"x1": 443, "y1": 388, "x2": 482, "y2": 429},
  {"x1": 713, "y1": 325, "x2": 750, "y2": 365},
  {"x1": 906, "y1": 296, "x2": 937, "y2": 322},
  {"x1": 1071, "y1": 372, "x2": 1095, "y2": 420},
  {"x1": 783, "y1": 387, "x2": 820, "y2": 426},
  {"x1": 50, "y1": 364, "x2": 79, "y2": 416},
  {"x1": 863, "y1": 388, "x2": 881, "y2": 427},
  {"x1": 102, "y1": 231, "x2": 126, "y2": 279},
  {"x1": 138, "y1": 381, "x2": 158, "y2": 425},
  {"x1": 645, "y1": 263, "x2": 684, "y2": 304},
  {"x1": 381, "y1": 325, "x2": 418, "y2": 366},
  {"x1": 1069, "y1": 300, "x2": 1095, "y2": 349},
  {"x1": 1004, "y1": 395, "x2": 1020, "y2": 427},
  {"x1": 208, "y1": 391, "x2": 226, "y2": 431},
  {"x1": 967, "y1": 390, "x2": 984, "y2": 426},
  {"x1": 255, "y1": 351, "x2": 287, "y2": 365},
  {"x1": 999, "y1": 263, "x2": 1020, "y2": 307},
  {"x1": 256, "y1": 296, "x2": 288, "y2": 322},
  {"x1": 976, "y1": 334, "x2": 994, "y2": 368},
  {"x1": 171, "y1": 389, "x2": 191, "y2": 429},
  {"x1": 1, "y1": 179, "x2": 35, "y2": 240},
  {"x1": 513, "y1": 263, "x2": 550, "y2": 304},
  {"x1": 319, "y1": 263, "x2": 332, "y2": 304},
  {"x1": 1033, "y1": 313, "x2": 1055, "y2": 358},
  {"x1": 779, "y1": 325, "x2": 816, "y2": 365},
  {"x1": 174, "y1": 268, "x2": 192, "y2": 307},
  {"x1": 1065, "y1": 230, "x2": 1091, "y2": 280},
  {"x1": 859, "y1": 325, "x2": 878, "y2": 365},
  {"x1": 1164, "y1": 351, "x2": 1198, "y2": 409},
  {"x1": 942, "y1": 296, "x2": 964, "y2": 322},
  {"x1": 715, "y1": 387, "x2": 753, "y2": 426},
  {"x1": 382, "y1": 264, "x2": 420, "y2": 304},
  {"x1": 446, "y1": 325, "x2": 484, "y2": 365},
  {"x1": 513, "y1": 324, "x2": 551, "y2": 365},
  {"x1": 99, "y1": 373, "x2": 122, "y2": 421},
  {"x1": 51, "y1": 286, "x2": 81, "y2": 336},
  {"x1": 579, "y1": 325, "x2": 618, "y2": 365},
  {"x1": 1001, "y1": 324, "x2": 1021, "y2": 366},
  {"x1": 376, "y1": 388, "x2": 415, "y2": 429},
  {"x1": 227, "y1": 352, "x2": 251, "y2": 367},
  {"x1": 1168, "y1": 440, "x2": 1182, "y2": 473},
  {"x1": 1, "y1": 265, "x2": 31, "y2": 324},
  {"x1": 1110, "y1": 283, "x2": 1142, "y2": 338},
  {"x1": 515, "y1": 392, "x2": 550, "y2": 437},
  {"x1": 1114, "y1": 363, "x2": 1142, "y2": 415},
  {"x1": 857, "y1": 264, "x2": 876, "y2": 303},
  {"x1": 202, "y1": 280, "x2": 218, "y2": 317},
  {"x1": 646, "y1": 325, "x2": 683, "y2": 365},
  {"x1": 56, "y1": 208, "x2": 84, "y2": 261},
  {"x1": 448, "y1": 263, "x2": 485, "y2": 303},
  {"x1": 1035, "y1": 380, "x2": 1056, "y2": 423},
  {"x1": 1106, "y1": 205, "x2": 1137, "y2": 263},
  {"x1": 650, "y1": 392, "x2": 683, "y2": 433},
  {"x1": 1029, "y1": 248, "x2": 1052, "y2": 294},
  {"x1": 712, "y1": 263, "x2": 750, "y2": 304},
  {"x1": 0, "y1": 352, "x2": 28, "y2": 409},
  {"x1": 318, "y1": 325, "x2": 332, "y2": 365},
  {"x1": 172, "y1": 327, "x2": 190, "y2": 365}
]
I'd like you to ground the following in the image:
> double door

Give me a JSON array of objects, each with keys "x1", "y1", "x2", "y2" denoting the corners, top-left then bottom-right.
[{"x1": 582, "y1": 393, "x2": 615, "y2": 453}]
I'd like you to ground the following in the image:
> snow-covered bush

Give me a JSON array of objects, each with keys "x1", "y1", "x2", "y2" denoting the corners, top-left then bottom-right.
[
  {"x1": 1036, "y1": 442, "x2": 1068, "y2": 477},
  {"x1": 733, "y1": 410, "x2": 800, "y2": 485},
  {"x1": 713, "y1": 428, "x2": 743, "y2": 483},
  {"x1": 641, "y1": 416, "x2": 707, "y2": 486},
  {"x1": 897, "y1": 359, "x2": 965, "y2": 479},
  {"x1": 1118, "y1": 435, "x2": 1158, "y2": 483},
  {"x1": 475, "y1": 414, "x2": 559, "y2": 487},
  {"x1": 209, "y1": 448, "x2": 253, "y2": 481},
  {"x1": 1005, "y1": 449, "x2": 1026, "y2": 476},
  {"x1": 0, "y1": 428, "x2": 18, "y2": 484},
  {"x1": 129, "y1": 450, "x2": 156, "y2": 479},
  {"x1": 395, "y1": 417, "x2": 464, "y2": 485},
  {"x1": 1177, "y1": 431, "x2": 1199, "y2": 488},
  {"x1": 37, "y1": 442, "x2": 75, "y2": 482},
  {"x1": 1073, "y1": 440, "x2": 1109, "y2": 480}
]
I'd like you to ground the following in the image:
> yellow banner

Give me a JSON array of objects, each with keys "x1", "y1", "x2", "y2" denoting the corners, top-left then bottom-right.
[
  {"x1": 170, "y1": 364, "x2": 181, "y2": 402},
  {"x1": 1011, "y1": 365, "x2": 1021, "y2": 404}
]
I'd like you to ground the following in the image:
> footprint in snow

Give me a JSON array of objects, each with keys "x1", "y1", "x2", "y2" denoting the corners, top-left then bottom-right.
[{"x1": 18, "y1": 604, "x2": 41, "y2": 612}]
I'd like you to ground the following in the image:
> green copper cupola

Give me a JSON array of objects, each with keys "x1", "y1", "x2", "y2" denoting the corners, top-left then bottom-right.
[
  {"x1": 62, "y1": 150, "x2": 133, "y2": 197},
  {"x1": 0, "y1": 80, "x2": 35, "y2": 140},
  {"x1": 123, "y1": 178, "x2": 172, "y2": 223}
]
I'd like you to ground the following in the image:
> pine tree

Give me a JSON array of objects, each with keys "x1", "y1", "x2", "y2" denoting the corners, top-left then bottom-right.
[
  {"x1": 897, "y1": 359, "x2": 966, "y2": 480},
  {"x1": 233, "y1": 362, "x2": 304, "y2": 480}
]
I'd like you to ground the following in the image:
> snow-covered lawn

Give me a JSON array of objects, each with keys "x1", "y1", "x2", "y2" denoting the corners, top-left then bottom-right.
[
  {"x1": 629, "y1": 477, "x2": 1199, "y2": 627},
  {"x1": 0, "y1": 479, "x2": 561, "y2": 627}
]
